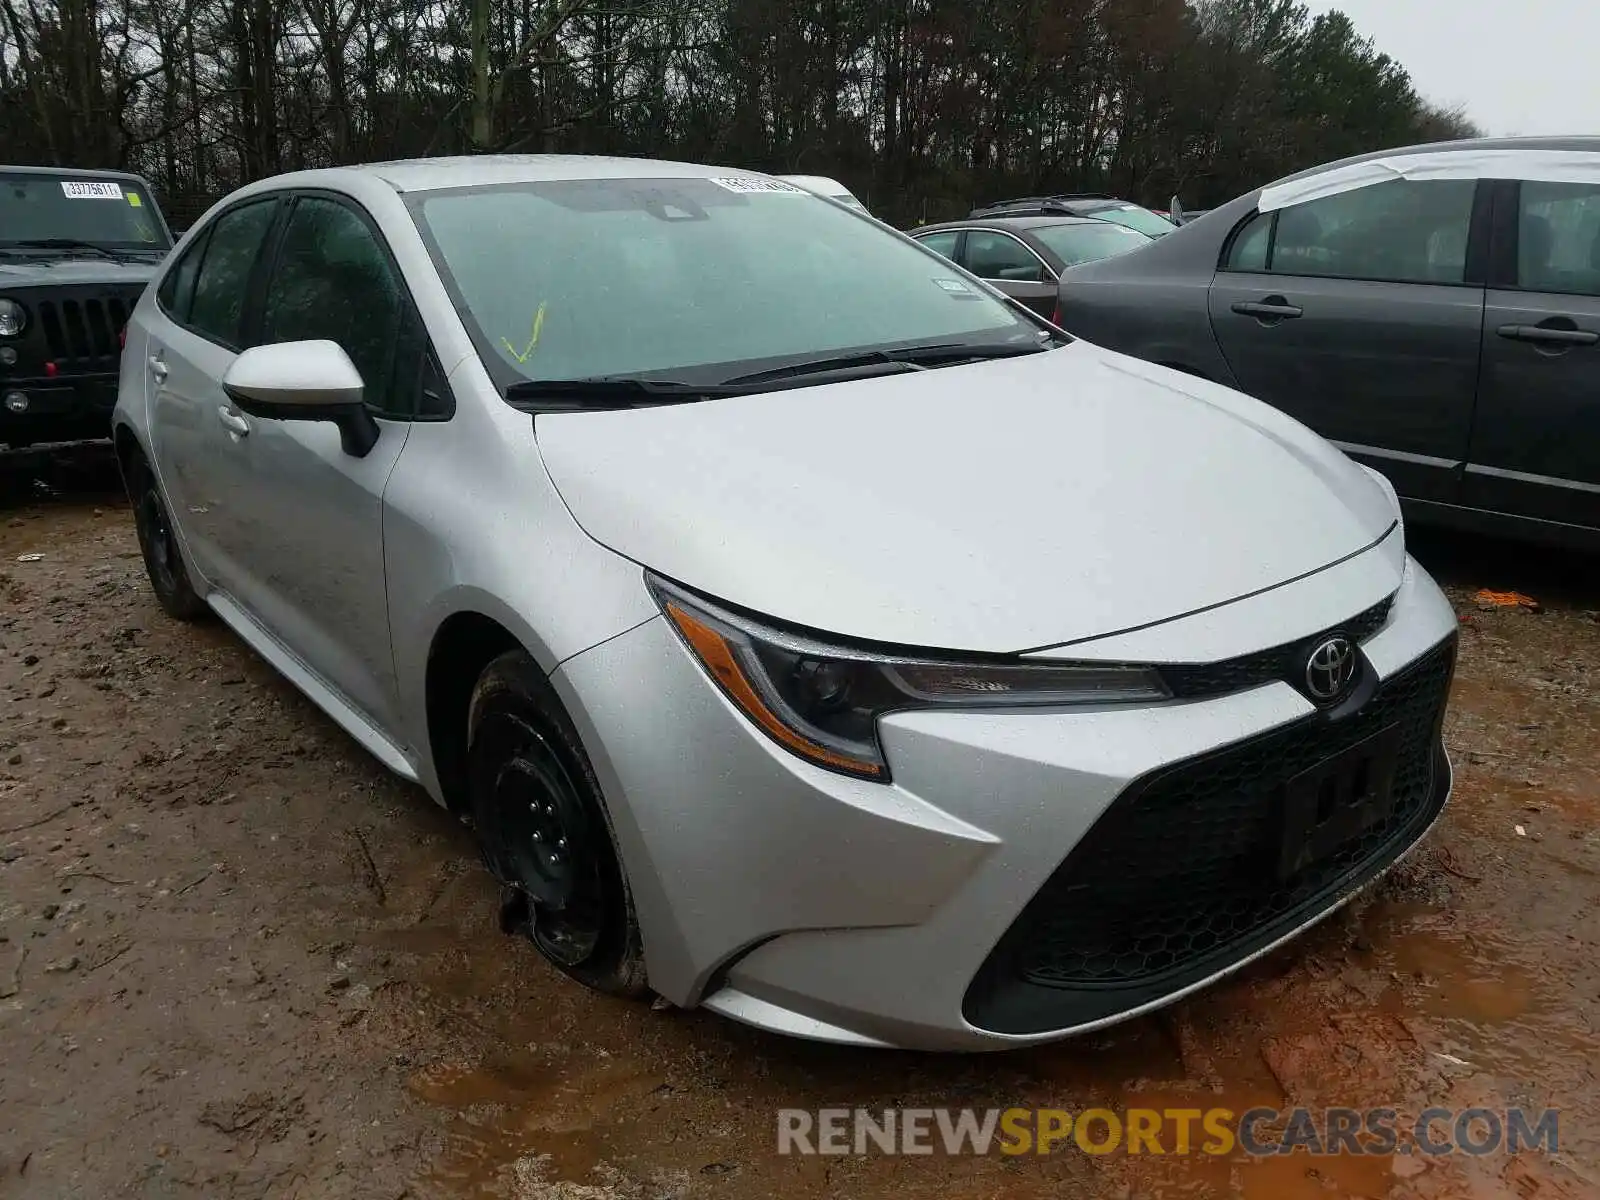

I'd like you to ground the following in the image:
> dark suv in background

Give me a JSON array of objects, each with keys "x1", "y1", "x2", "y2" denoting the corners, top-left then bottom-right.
[
  {"x1": 969, "y1": 193, "x2": 1177, "y2": 238},
  {"x1": 0, "y1": 166, "x2": 173, "y2": 454}
]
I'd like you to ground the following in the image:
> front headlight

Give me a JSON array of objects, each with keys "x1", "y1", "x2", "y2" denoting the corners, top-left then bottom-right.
[
  {"x1": 650, "y1": 575, "x2": 1170, "y2": 781},
  {"x1": 0, "y1": 299, "x2": 25, "y2": 338}
]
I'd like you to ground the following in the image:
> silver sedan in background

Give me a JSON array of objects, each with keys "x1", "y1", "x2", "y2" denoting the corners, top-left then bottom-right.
[{"x1": 113, "y1": 157, "x2": 1458, "y2": 1051}]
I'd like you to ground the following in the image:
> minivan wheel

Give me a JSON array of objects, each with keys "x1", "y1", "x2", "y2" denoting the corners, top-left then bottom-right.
[
  {"x1": 466, "y1": 650, "x2": 648, "y2": 997},
  {"x1": 129, "y1": 455, "x2": 207, "y2": 621}
]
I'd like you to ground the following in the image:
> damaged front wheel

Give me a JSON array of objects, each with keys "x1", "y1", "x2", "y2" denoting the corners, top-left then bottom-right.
[{"x1": 466, "y1": 649, "x2": 648, "y2": 997}]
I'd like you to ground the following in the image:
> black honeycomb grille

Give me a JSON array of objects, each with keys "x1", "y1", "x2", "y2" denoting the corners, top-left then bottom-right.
[
  {"x1": 965, "y1": 635, "x2": 1455, "y2": 1034},
  {"x1": 1159, "y1": 594, "x2": 1394, "y2": 700}
]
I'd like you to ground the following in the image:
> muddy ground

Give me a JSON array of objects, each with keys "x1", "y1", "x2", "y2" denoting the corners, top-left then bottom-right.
[{"x1": 0, "y1": 451, "x2": 1596, "y2": 1200}]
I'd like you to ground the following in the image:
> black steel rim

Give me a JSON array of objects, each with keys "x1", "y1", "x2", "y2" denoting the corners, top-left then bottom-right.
[
  {"x1": 137, "y1": 481, "x2": 178, "y2": 592},
  {"x1": 471, "y1": 708, "x2": 605, "y2": 967}
]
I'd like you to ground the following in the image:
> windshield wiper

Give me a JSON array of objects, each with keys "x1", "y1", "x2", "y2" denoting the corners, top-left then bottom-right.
[
  {"x1": 4, "y1": 238, "x2": 138, "y2": 261},
  {"x1": 505, "y1": 376, "x2": 741, "y2": 411},
  {"x1": 720, "y1": 340, "x2": 1052, "y2": 387}
]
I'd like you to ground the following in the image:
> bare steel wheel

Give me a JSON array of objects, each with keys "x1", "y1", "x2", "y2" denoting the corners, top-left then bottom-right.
[
  {"x1": 129, "y1": 453, "x2": 206, "y2": 621},
  {"x1": 467, "y1": 650, "x2": 647, "y2": 995}
]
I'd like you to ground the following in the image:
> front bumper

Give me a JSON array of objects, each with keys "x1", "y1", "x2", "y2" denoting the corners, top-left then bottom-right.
[
  {"x1": 554, "y1": 552, "x2": 1459, "y2": 1051},
  {"x1": 0, "y1": 373, "x2": 119, "y2": 449}
]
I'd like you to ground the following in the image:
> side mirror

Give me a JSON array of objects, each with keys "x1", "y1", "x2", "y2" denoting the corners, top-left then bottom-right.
[{"x1": 221, "y1": 340, "x2": 379, "y2": 458}]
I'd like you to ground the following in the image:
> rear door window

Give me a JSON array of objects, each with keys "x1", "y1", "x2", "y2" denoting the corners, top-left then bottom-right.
[
  {"x1": 187, "y1": 199, "x2": 278, "y2": 348},
  {"x1": 1515, "y1": 181, "x2": 1600, "y2": 296},
  {"x1": 157, "y1": 234, "x2": 207, "y2": 322}
]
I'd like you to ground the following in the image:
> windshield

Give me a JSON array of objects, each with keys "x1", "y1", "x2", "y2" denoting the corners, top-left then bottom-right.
[
  {"x1": 1082, "y1": 202, "x2": 1176, "y2": 238},
  {"x1": 0, "y1": 173, "x2": 169, "y2": 251},
  {"x1": 410, "y1": 176, "x2": 1038, "y2": 387},
  {"x1": 1031, "y1": 221, "x2": 1152, "y2": 266}
]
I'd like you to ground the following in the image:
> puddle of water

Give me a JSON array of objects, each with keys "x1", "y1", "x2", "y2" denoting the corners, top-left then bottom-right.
[
  {"x1": 408, "y1": 1052, "x2": 663, "y2": 1197},
  {"x1": 1375, "y1": 923, "x2": 1534, "y2": 1025}
]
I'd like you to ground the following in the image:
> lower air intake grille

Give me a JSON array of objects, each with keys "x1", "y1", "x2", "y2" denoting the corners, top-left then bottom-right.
[{"x1": 964, "y1": 634, "x2": 1455, "y2": 1035}]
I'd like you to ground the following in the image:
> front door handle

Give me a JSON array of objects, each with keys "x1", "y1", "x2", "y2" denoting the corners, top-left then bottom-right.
[
  {"x1": 1232, "y1": 297, "x2": 1304, "y2": 321},
  {"x1": 217, "y1": 406, "x2": 251, "y2": 438},
  {"x1": 147, "y1": 353, "x2": 168, "y2": 383},
  {"x1": 1496, "y1": 323, "x2": 1599, "y2": 347}
]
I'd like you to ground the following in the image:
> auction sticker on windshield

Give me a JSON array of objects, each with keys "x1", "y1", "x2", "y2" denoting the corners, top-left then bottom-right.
[
  {"x1": 708, "y1": 177, "x2": 805, "y2": 195},
  {"x1": 61, "y1": 180, "x2": 124, "y2": 200}
]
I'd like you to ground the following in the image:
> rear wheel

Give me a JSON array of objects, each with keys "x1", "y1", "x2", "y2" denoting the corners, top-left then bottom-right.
[
  {"x1": 467, "y1": 650, "x2": 648, "y2": 997},
  {"x1": 129, "y1": 452, "x2": 206, "y2": 621}
]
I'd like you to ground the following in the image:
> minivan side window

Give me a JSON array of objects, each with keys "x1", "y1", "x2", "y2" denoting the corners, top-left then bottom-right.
[
  {"x1": 187, "y1": 200, "x2": 278, "y2": 347},
  {"x1": 259, "y1": 196, "x2": 410, "y2": 416},
  {"x1": 1226, "y1": 178, "x2": 1477, "y2": 285},
  {"x1": 1516, "y1": 181, "x2": 1600, "y2": 297}
]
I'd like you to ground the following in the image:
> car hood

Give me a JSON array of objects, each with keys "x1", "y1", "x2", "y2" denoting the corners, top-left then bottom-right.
[
  {"x1": 535, "y1": 342, "x2": 1398, "y2": 654},
  {"x1": 0, "y1": 258, "x2": 161, "y2": 286}
]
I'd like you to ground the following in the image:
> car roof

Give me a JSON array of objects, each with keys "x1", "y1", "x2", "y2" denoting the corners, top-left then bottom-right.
[
  {"x1": 0, "y1": 164, "x2": 156, "y2": 185},
  {"x1": 912, "y1": 215, "x2": 1105, "y2": 235},
  {"x1": 230, "y1": 155, "x2": 782, "y2": 197},
  {"x1": 1269, "y1": 135, "x2": 1600, "y2": 189}
]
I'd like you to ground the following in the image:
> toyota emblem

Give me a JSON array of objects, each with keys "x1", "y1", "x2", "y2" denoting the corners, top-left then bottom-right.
[{"x1": 1304, "y1": 636, "x2": 1358, "y2": 702}]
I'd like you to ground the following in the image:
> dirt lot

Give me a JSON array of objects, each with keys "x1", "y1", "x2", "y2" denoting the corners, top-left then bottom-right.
[{"x1": 0, "y1": 454, "x2": 1596, "y2": 1200}]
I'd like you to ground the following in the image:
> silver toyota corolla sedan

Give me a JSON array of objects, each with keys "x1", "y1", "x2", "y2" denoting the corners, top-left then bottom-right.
[{"x1": 111, "y1": 156, "x2": 1458, "y2": 1051}]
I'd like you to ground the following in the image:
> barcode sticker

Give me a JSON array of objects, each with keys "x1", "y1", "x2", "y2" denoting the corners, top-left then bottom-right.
[
  {"x1": 61, "y1": 180, "x2": 124, "y2": 200},
  {"x1": 708, "y1": 177, "x2": 805, "y2": 195}
]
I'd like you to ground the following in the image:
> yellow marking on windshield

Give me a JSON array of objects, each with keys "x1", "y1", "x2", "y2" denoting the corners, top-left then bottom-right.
[
  {"x1": 501, "y1": 302, "x2": 549, "y2": 364},
  {"x1": 127, "y1": 193, "x2": 142, "y2": 207}
]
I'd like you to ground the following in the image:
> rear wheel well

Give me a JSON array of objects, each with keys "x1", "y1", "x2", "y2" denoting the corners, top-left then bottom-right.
[
  {"x1": 112, "y1": 423, "x2": 144, "y2": 492},
  {"x1": 425, "y1": 613, "x2": 522, "y2": 814}
]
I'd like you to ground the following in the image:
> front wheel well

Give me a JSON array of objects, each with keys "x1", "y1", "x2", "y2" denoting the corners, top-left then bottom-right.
[{"x1": 424, "y1": 612, "x2": 524, "y2": 814}]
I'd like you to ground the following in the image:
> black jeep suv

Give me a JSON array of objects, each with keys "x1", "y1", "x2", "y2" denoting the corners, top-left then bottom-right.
[{"x1": 0, "y1": 166, "x2": 173, "y2": 452}]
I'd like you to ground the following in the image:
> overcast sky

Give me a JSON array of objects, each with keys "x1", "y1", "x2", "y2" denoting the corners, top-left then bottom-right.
[{"x1": 1314, "y1": 0, "x2": 1600, "y2": 137}]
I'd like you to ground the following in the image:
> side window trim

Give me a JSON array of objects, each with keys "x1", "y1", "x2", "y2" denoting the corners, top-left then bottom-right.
[
  {"x1": 258, "y1": 187, "x2": 455, "y2": 422},
  {"x1": 1486, "y1": 179, "x2": 1520, "y2": 290}
]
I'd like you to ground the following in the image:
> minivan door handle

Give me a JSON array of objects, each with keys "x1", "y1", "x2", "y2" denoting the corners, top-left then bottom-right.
[
  {"x1": 147, "y1": 352, "x2": 168, "y2": 383},
  {"x1": 1232, "y1": 297, "x2": 1304, "y2": 322},
  {"x1": 1496, "y1": 322, "x2": 1599, "y2": 347}
]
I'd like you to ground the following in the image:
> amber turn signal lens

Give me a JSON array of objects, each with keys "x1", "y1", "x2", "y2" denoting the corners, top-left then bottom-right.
[{"x1": 663, "y1": 600, "x2": 885, "y2": 780}]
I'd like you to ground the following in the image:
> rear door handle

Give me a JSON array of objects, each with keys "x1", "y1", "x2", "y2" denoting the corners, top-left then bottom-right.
[
  {"x1": 1232, "y1": 298, "x2": 1304, "y2": 321},
  {"x1": 147, "y1": 353, "x2": 168, "y2": 382},
  {"x1": 217, "y1": 406, "x2": 251, "y2": 438},
  {"x1": 1496, "y1": 323, "x2": 1599, "y2": 347}
]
